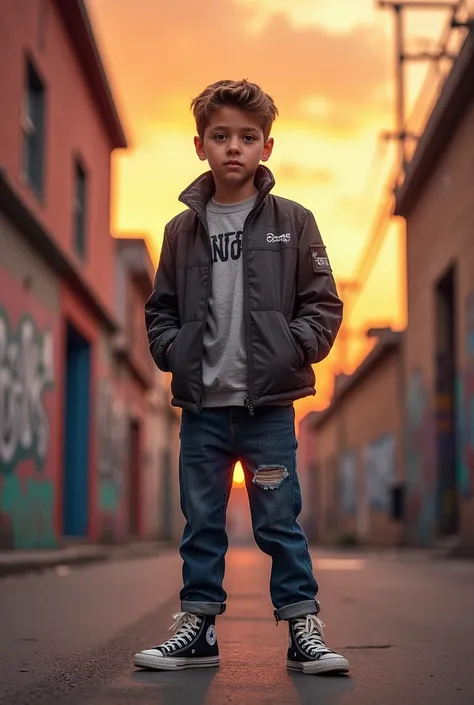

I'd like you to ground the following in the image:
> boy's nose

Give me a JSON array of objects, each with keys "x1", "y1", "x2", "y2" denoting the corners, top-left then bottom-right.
[{"x1": 226, "y1": 140, "x2": 241, "y2": 154}]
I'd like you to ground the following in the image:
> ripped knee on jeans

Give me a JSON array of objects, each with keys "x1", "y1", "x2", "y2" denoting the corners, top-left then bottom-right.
[{"x1": 253, "y1": 464, "x2": 289, "y2": 490}]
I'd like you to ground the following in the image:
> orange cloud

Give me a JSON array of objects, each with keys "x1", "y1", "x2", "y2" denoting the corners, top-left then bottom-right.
[{"x1": 86, "y1": 0, "x2": 390, "y2": 138}]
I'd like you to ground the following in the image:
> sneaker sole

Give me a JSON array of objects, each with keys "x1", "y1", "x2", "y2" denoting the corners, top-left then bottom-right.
[
  {"x1": 287, "y1": 658, "x2": 350, "y2": 675},
  {"x1": 134, "y1": 653, "x2": 220, "y2": 671}
]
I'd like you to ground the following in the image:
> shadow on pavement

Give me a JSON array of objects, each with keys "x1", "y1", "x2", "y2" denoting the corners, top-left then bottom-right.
[
  {"x1": 131, "y1": 666, "x2": 218, "y2": 704},
  {"x1": 289, "y1": 671, "x2": 355, "y2": 704}
]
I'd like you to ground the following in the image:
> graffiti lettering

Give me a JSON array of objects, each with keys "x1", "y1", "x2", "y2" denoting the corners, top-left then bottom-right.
[{"x1": 0, "y1": 309, "x2": 54, "y2": 474}]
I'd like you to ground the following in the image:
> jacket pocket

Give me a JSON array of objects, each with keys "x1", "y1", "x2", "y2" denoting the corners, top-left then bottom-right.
[
  {"x1": 250, "y1": 310, "x2": 305, "y2": 389},
  {"x1": 170, "y1": 320, "x2": 204, "y2": 404},
  {"x1": 167, "y1": 327, "x2": 183, "y2": 371},
  {"x1": 281, "y1": 315, "x2": 305, "y2": 367}
]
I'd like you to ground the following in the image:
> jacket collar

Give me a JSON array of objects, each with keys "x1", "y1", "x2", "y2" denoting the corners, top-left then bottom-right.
[{"x1": 178, "y1": 164, "x2": 275, "y2": 221}]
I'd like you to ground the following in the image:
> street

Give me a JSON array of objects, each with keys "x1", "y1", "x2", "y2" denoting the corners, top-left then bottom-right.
[{"x1": 1, "y1": 546, "x2": 473, "y2": 705}]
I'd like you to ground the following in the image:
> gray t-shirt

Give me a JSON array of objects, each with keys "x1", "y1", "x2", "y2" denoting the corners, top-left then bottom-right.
[{"x1": 202, "y1": 194, "x2": 257, "y2": 407}]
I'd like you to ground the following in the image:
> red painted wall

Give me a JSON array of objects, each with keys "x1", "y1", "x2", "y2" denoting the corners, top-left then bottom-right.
[{"x1": 0, "y1": 0, "x2": 116, "y2": 316}]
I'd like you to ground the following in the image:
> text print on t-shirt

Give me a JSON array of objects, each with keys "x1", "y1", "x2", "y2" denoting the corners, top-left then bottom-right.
[{"x1": 211, "y1": 231, "x2": 243, "y2": 264}]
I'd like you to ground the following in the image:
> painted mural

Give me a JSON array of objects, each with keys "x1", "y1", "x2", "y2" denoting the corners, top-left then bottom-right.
[
  {"x1": 97, "y1": 379, "x2": 129, "y2": 541},
  {"x1": 405, "y1": 369, "x2": 436, "y2": 545},
  {"x1": 0, "y1": 306, "x2": 56, "y2": 548}
]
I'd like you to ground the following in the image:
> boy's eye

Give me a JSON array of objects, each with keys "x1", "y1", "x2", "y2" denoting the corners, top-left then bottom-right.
[
  {"x1": 243, "y1": 135, "x2": 256, "y2": 142},
  {"x1": 213, "y1": 134, "x2": 226, "y2": 141}
]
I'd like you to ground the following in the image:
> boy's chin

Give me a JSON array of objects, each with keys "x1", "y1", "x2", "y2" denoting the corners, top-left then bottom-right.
[{"x1": 213, "y1": 168, "x2": 255, "y2": 185}]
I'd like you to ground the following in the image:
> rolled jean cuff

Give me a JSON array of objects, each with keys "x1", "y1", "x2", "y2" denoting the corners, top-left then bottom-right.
[
  {"x1": 181, "y1": 600, "x2": 226, "y2": 616},
  {"x1": 274, "y1": 599, "x2": 320, "y2": 622}
]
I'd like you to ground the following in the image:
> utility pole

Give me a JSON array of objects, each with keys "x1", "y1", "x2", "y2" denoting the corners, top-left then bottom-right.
[{"x1": 377, "y1": 1, "x2": 460, "y2": 172}]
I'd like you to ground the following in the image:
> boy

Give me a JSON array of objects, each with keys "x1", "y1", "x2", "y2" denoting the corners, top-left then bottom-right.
[{"x1": 136, "y1": 80, "x2": 348, "y2": 676}]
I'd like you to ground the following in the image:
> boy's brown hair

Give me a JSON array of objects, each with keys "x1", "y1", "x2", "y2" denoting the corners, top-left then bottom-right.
[{"x1": 191, "y1": 80, "x2": 278, "y2": 140}]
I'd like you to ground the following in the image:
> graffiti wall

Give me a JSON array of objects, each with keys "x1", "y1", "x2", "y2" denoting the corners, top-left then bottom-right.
[
  {"x1": 97, "y1": 379, "x2": 129, "y2": 541},
  {"x1": 405, "y1": 369, "x2": 436, "y2": 545},
  {"x1": 363, "y1": 434, "x2": 396, "y2": 512},
  {"x1": 457, "y1": 294, "x2": 474, "y2": 499},
  {"x1": 0, "y1": 300, "x2": 58, "y2": 549}
]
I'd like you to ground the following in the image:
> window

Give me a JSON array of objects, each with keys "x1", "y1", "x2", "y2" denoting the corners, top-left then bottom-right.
[
  {"x1": 73, "y1": 160, "x2": 87, "y2": 258},
  {"x1": 22, "y1": 59, "x2": 45, "y2": 196}
]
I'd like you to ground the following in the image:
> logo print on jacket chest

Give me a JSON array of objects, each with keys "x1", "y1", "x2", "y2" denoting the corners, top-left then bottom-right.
[{"x1": 211, "y1": 231, "x2": 242, "y2": 264}]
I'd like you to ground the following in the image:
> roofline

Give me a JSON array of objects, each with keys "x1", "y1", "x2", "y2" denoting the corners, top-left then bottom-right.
[
  {"x1": 395, "y1": 25, "x2": 474, "y2": 218},
  {"x1": 115, "y1": 236, "x2": 155, "y2": 294},
  {"x1": 53, "y1": 0, "x2": 127, "y2": 149},
  {"x1": 0, "y1": 168, "x2": 120, "y2": 333},
  {"x1": 312, "y1": 331, "x2": 402, "y2": 431}
]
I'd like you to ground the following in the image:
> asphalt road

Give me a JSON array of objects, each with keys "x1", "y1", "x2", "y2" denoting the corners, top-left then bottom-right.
[{"x1": 1, "y1": 545, "x2": 473, "y2": 704}]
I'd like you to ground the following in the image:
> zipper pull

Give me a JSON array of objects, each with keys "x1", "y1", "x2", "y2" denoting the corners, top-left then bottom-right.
[{"x1": 244, "y1": 398, "x2": 255, "y2": 416}]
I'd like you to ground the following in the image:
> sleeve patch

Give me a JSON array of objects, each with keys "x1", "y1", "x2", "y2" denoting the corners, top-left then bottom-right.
[{"x1": 310, "y1": 244, "x2": 332, "y2": 273}]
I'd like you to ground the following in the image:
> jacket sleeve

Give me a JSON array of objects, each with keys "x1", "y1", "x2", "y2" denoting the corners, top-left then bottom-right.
[
  {"x1": 288, "y1": 210, "x2": 343, "y2": 365},
  {"x1": 144, "y1": 226, "x2": 180, "y2": 372}
]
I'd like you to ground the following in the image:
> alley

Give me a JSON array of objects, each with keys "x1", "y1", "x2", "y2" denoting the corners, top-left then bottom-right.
[{"x1": 1, "y1": 546, "x2": 473, "y2": 705}]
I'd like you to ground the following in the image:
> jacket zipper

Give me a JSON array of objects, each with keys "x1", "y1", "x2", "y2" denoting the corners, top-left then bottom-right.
[
  {"x1": 196, "y1": 214, "x2": 213, "y2": 414},
  {"x1": 187, "y1": 196, "x2": 265, "y2": 416},
  {"x1": 242, "y1": 208, "x2": 260, "y2": 416}
]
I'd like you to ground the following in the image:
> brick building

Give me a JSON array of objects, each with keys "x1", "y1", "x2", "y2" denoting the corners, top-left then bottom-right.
[
  {"x1": 307, "y1": 331, "x2": 404, "y2": 547},
  {"x1": 0, "y1": 0, "x2": 180, "y2": 549},
  {"x1": 395, "y1": 24, "x2": 474, "y2": 553}
]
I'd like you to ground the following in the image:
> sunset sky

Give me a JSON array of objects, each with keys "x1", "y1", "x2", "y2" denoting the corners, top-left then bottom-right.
[{"x1": 85, "y1": 0, "x2": 459, "y2": 416}]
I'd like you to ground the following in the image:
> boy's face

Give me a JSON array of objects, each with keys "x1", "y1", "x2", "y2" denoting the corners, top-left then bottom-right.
[{"x1": 194, "y1": 106, "x2": 274, "y2": 190}]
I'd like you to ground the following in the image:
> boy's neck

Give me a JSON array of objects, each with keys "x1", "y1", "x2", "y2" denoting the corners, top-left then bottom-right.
[{"x1": 212, "y1": 180, "x2": 258, "y2": 205}]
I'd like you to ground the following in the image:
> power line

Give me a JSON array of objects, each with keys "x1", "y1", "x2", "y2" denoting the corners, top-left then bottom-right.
[{"x1": 337, "y1": 1, "x2": 468, "y2": 359}]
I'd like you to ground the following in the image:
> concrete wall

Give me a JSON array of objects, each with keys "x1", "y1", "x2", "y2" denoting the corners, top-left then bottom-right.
[{"x1": 404, "y1": 103, "x2": 474, "y2": 551}]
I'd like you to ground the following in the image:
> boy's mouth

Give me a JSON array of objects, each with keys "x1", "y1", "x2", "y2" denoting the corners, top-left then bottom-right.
[{"x1": 223, "y1": 160, "x2": 244, "y2": 167}]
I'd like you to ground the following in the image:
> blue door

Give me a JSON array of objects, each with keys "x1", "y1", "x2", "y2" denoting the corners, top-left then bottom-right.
[{"x1": 63, "y1": 324, "x2": 91, "y2": 537}]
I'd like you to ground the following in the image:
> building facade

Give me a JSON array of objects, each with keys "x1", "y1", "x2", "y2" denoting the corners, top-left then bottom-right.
[
  {"x1": 303, "y1": 25, "x2": 474, "y2": 554},
  {"x1": 307, "y1": 332, "x2": 405, "y2": 547},
  {"x1": 0, "y1": 0, "x2": 179, "y2": 549},
  {"x1": 395, "y1": 25, "x2": 474, "y2": 553}
]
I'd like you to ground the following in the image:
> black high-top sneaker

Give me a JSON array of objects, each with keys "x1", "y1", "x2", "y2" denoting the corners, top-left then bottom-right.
[
  {"x1": 287, "y1": 614, "x2": 349, "y2": 675},
  {"x1": 134, "y1": 612, "x2": 219, "y2": 671}
]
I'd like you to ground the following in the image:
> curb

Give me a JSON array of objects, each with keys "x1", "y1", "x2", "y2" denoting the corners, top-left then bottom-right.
[{"x1": 0, "y1": 541, "x2": 172, "y2": 578}]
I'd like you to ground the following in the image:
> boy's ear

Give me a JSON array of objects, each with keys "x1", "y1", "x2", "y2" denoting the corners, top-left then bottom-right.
[
  {"x1": 260, "y1": 137, "x2": 274, "y2": 162},
  {"x1": 194, "y1": 136, "x2": 207, "y2": 161}
]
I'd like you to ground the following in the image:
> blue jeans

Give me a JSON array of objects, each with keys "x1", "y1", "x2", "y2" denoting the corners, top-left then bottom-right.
[{"x1": 178, "y1": 405, "x2": 319, "y2": 621}]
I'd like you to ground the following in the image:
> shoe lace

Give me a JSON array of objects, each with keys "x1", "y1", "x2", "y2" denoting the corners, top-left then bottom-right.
[
  {"x1": 293, "y1": 614, "x2": 332, "y2": 656},
  {"x1": 160, "y1": 612, "x2": 201, "y2": 652}
]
